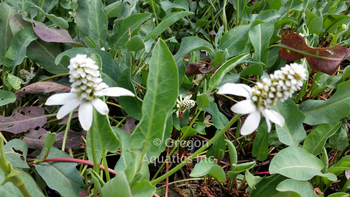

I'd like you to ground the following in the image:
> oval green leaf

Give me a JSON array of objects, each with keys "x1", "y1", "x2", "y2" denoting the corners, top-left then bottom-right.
[{"x1": 269, "y1": 146, "x2": 335, "y2": 181}]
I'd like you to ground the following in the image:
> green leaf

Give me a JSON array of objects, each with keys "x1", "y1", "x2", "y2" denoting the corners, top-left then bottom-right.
[
  {"x1": 225, "y1": 139, "x2": 237, "y2": 166},
  {"x1": 202, "y1": 102, "x2": 228, "y2": 130},
  {"x1": 325, "y1": 155, "x2": 350, "y2": 185},
  {"x1": 101, "y1": 171, "x2": 132, "y2": 197},
  {"x1": 4, "y1": 139, "x2": 28, "y2": 169},
  {"x1": 196, "y1": 93, "x2": 210, "y2": 108},
  {"x1": 342, "y1": 66, "x2": 350, "y2": 81},
  {"x1": 3, "y1": 27, "x2": 37, "y2": 71},
  {"x1": 44, "y1": 132, "x2": 56, "y2": 149},
  {"x1": 306, "y1": 9, "x2": 323, "y2": 34},
  {"x1": 86, "y1": 123, "x2": 102, "y2": 164},
  {"x1": 232, "y1": 161, "x2": 256, "y2": 172},
  {"x1": 209, "y1": 53, "x2": 250, "y2": 89},
  {"x1": 0, "y1": 167, "x2": 45, "y2": 197},
  {"x1": 145, "y1": 11, "x2": 193, "y2": 41},
  {"x1": 124, "y1": 35, "x2": 145, "y2": 52},
  {"x1": 190, "y1": 158, "x2": 226, "y2": 182},
  {"x1": 122, "y1": 150, "x2": 146, "y2": 184},
  {"x1": 109, "y1": 13, "x2": 151, "y2": 50},
  {"x1": 240, "y1": 64, "x2": 263, "y2": 77},
  {"x1": 6, "y1": 73, "x2": 23, "y2": 91},
  {"x1": 130, "y1": 40, "x2": 178, "y2": 160},
  {"x1": 327, "y1": 193, "x2": 350, "y2": 197},
  {"x1": 329, "y1": 118, "x2": 349, "y2": 151},
  {"x1": 303, "y1": 0, "x2": 318, "y2": 10},
  {"x1": 267, "y1": 0, "x2": 283, "y2": 10},
  {"x1": 35, "y1": 147, "x2": 84, "y2": 197},
  {"x1": 131, "y1": 180, "x2": 156, "y2": 197},
  {"x1": 55, "y1": 48, "x2": 122, "y2": 87},
  {"x1": 276, "y1": 179, "x2": 317, "y2": 197},
  {"x1": 270, "y1": 98, "x2": 306, "y2": 146},
  {"x1": 299, "y1": 81, "x2": 350, "y2": 125},
  {"x1": 0, "y1": 3, "x2": 17, "y2": 65},
  {"x1": 255, "y1": 9, "x2": 281, "y2": 22},
  {"x1": 0, "y1": 90, "x2": 16, "y2": 106},
  {"x1": 41, "y1": 0, "x2": 59, "y2": 13},
  {"x1": 76, "y1": 0, "x2": 89, "y2": 42},
  {"x1": 303, "y1": 122, "x2": 341, "y2": 155},
  {"x1": 249, "y1": 21, "x2": 274, "y2": 63},
  {"x1": 88, "y1": 0, "x2": 108, "y2": 49},
  {"x1": 219, "y1": 25, "x2": 250, "y2": 57},
  {"x1": 10, "y1": 14, "x2": 68, "y2": 74},
  {"x1": 249, "y1": 174, "x2": 287, "y2": 197},
  {"x1": 90, "y1": 170, "x2": 104, "y2": 192},
  {"x1": 324, "y1": 14, "x2": 350, "y2": 33},
  {"x1": 92, "y1": 109, "x2": 120, "y2": 152},
  {"x1": 27, "y1": 40, "x2": 68, "y2": 74},
  {"x1": 9, "y1": 14, "x2": 32, "y2": 35},
  {"x1": 252, "y1": 120, "x2": 269, "y2": 161},
  {"x1": 245, "y1": 170, "x2": 262, "y2": 190},
  {"x1": 269, "y1": 146, "x2": 336, "y2": 181},
  {"x1": 180, "y1": 126, "x2": 198, "y2": 137},
  {"x1": 104, "y1": 1, "x2": 123, "y2": 18},
  {"x1": 28, "y1": 3, "x2": 69, "y2": 29},
  {"x1": 117, "y1": 68, "x2": 143, "y2": 120}
]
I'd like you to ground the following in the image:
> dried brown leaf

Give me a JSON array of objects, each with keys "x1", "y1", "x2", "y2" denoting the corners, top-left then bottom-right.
[
  {"x1": 15, "y1": 82, "x2": 70, "y2": 99},
  {"x1": 278, "y1": 33, "x2": 349, "y2": 75},
  {"x1": 185, "y1": 63, "x2": 218, "y2": 77},
  {"x1": 0, "y1": 106, "x2": 47, "y2": 134},
  {"x1": 121, "y1": 117, "x2": 136, "y2": 134},
  {"x1": 22, "y1": 128, "x2": 85, "y2": 150}
]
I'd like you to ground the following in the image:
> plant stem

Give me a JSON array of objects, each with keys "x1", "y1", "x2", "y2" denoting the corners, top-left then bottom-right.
[
  {"x1": 38, "y1": 73, "x2": 69, "y2": 82},
  {"x1": 151, "y1": 109, "x2": 203, "y2": 181},
  {"x1": 89, "y1": 126, "x2": 99, "y2": 197},
  {"x1": 102, "y1": 150, "x2": 111, "y2": 181},
  {"x1": 62, "y1": 111, "x2": 73, "y2": 151},
  {"x1": 151, "y1": 114, "x2": 242, "y2": 185},
  {"x1": 150, "y1": 0, "x2": 159, "y2": 26}
]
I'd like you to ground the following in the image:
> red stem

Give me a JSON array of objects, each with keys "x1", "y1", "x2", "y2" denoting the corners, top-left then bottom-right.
[{"x1": 27, "y1": 158, "x2": 117, "y2": 175}]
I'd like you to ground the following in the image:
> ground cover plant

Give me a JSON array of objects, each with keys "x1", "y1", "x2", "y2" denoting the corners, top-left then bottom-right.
[{"x1": 0, "y1": 0, "x2": 350, "y2": 196}]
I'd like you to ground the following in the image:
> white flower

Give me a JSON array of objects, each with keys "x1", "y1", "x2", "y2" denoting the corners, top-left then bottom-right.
[
  {"x1": 46, "y1": 54, "x2": 135, "y2": 130},
  {"x1": 218, "y1": 63, "x2": 307, "y2": 135},
  {"x1": 176, "y1": 94, "x2": 195, "y2": 117}
]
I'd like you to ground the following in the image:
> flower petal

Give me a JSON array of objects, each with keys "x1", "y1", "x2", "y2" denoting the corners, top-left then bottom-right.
[
  {"x1": 262, "y1": 110, "x2": 272, "y2": 132},
  {"x1": 79, "y1": 101, "x2": 93, "y2": 130},
  {"x1": 91, "y1": 98, "x2": 109, "y2": 115},
  {"x1": 218, "y1": 83, "x2": 252, "y2": 98},
  {"x1": 102, "y1": 87, "x2": 135, "y2": 97},
  {"x1": 57, "y1": 98, "x2": 82, "y2": 119},
  {"x1": 46, "y1": 93, "x2": 77, "y2": 105},
  {"x1": 241, "y1": 111, "x2": 261, "y2": 135},
  {"x1": 264, "y1": 109, "x2": 285, "y2": 127},
  {"x1": 231, "y1": 100, "x2": 257, "y2": 114}
]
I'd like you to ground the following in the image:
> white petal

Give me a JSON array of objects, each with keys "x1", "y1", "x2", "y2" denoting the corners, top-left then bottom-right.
[
  {"x1": 217, "y1": 83, "x2": 252, "y2": 98},
  {"x1": 57, "y1": 98, "x2": 82, "y2": 119},
  {"x1": 79, "y1": 102, "x2": 93, "y2": 130},
  {"x1": 46, "y1": 93, "x2": 77, "y2": 105},
  {"x1": 262, "y1": 110, "x2": 271, "y2": 132},
  {"x1": 91, "y1": 98, "x2": 109, "y2": 115},
  {"x1": 102, "y1": 87, "x2": 135, "y2": 97},
  {"x1": 264, "y1": 109, "x2": 285, "y2": 127},
  {"x1": 231, "y1": 100, "x2": 257, "y2": 114},
  {"x1": 240, "y1": 111, "x2": 261, "y2": 135}
]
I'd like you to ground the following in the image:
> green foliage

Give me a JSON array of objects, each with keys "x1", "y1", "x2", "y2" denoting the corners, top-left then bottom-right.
[{"x1": 0, "y1": 0, "x2": 349, "y2": 196}]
